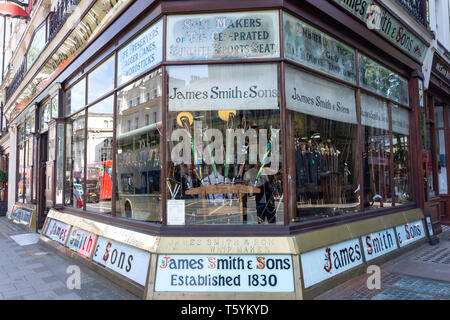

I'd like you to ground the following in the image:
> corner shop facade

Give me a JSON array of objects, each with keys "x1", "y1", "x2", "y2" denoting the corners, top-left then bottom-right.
[{"x1": 4, "y1": 0, "x2": 445, "y2": 299}]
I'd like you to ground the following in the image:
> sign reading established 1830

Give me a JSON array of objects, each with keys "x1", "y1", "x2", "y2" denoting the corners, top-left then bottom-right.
[
  {"x1": 166, "y1": 11, "x2": 280, "y2": 61},
  {"x1": 155, "y1": 255, "x2": 294, "y2": 292},
  {"x1": 333, "y1": 0, "x2": 427, "y2": 63}
]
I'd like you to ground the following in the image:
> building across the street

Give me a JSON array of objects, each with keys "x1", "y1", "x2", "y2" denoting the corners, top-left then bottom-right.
[{"x1": 0, "y1": 0, "x2": 449, "y2": 299}]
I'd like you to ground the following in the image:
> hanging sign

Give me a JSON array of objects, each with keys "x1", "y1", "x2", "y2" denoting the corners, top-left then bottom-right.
[
  {"x1": 360, "y1": 93, "x2": 389, "y2": 130},
  {"x1": 66, "y1": 228, "x2": 98, "y2": 259},
  {"x1": 155, "y1": 254, "x2": 294, "y2": 292},
  {"x1": 168, "y1": 63, "x2": 279, "y2": 111},
  {"x1": 431, "y1": 54, "x2": 450, "y2": 87},
  {"x1": 283, "y1": 12, "x2": 356, "y2": 83},
  {"x1": 361, "y1": 228, "x2": 398, "y2": 261},
  {"x1": 333, "y1": 0, "x2": 427, "y2": 63},
  {"x1": 166, "y1": 11, "x2": 280, "y2": 61},
  {"x1": 395, "y1": 220, "x2": 426, "y2": 248},
  {"x1": 92, "y1": 237, "x2": 150, "y2": 286},
  {"x1": 285, "y1": 65, "x2": 357, "y2": 124},
  {"x1": 44, "y1": 219, "x2": 71, "y2": 245},
  {"x1": 117, "y1": 19, "x2": 163, "y2": 85},
  {"x1": 300, "y1": 238, "x2": 363, "y2": 288}
]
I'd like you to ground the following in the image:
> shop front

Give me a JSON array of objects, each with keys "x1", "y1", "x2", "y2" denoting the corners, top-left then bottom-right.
[
  {"x1": 5, "y1": 0, "x2": 438, "y2": 299},
  {"x1": 423, "y1": 52, "x2": 450, "y2": 229}
]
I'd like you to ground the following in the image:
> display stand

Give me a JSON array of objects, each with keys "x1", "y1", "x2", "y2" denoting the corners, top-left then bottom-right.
[{"x1": 185, "y1": 184, "x2": 260, "y2": 223}]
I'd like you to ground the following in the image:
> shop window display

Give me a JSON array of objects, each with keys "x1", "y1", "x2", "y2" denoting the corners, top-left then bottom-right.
[
  {"x1": 392, "y1": 104, "x2": 412, "y2": 204},
  {"x1": 25, "y1": 134, "x2": 33, "y2": 204},
  {"x1": 285, "y1": 65, "x2": 360, "y2": 221},
  {"x1": 66, "y1": 111, "x2": 85, "y2": 209},
  {"x1": 116, "y1": 69, "x2": 162, "y2": 222},
  {"x1": 17, "y1": 126, "x2": 25, "y2": 203},
  {"x1": 166, "y1": 64, "x2": 283, "y2": 225},
  {"x1": 424, "y1": 122, "x2": 436, "y2": 199},
  {"x1": 86, "y1": 96, "x2": 114, "y2": 214},
  {"x1": 56, "y1": 123, "x2": 64, "y2": 205},
  {"x1": 435, "y1": 106, "x2": 448, "y2": 194},
  {"x1": 361, "y1": 93, "x2": 392, "y2": 209}
]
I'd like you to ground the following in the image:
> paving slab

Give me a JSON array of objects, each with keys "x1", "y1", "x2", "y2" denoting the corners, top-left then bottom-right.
[{"x1": 0, "y1": 217, "x2": 139, "y2": 300}]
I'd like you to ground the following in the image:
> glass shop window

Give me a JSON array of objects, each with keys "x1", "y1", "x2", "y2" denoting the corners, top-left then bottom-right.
[
  {"x1": 166, "y1": 64, "x2": 283, "y2": 226},
  {"x1": 65, "y1": 111, "x2": 85, "y2": 209},
  {"x1": 285, "y1": 65, "x2": 360, "y2": 221},
  {"x1": 424, "y1": 122, "x2": 436, "y2": 199},
  {"x1": 66, "y1": 78, "x2": 86, "y2": 116},
  {"x1": 392, "y1": 104, "x2": 412, "y2": 204},
  {"x1": 116, "y1": 69, "x2": 162, "y2": 222},
  {"x1": 17, "y1": 125, "x2": 25, "y2": 203},
  {"x1": 40, "y1": 95, "x2": 58, "y2": 132},
  {"x1": 40, "y1": 99, "x2": 51, "y2": 131},
  {"x1": 358, "y1": 54, "x2": 409, "y2": 106},
  {"x1": 56, "y1": 123, "x2": 64, "y2": 205},
  {"x1": 88, "y1": 55, "x2": 115, "y2": 103},
  {"x1": 86, "y1": 96, "x2": 114, "y2": 214},
  {"x1": 435, "y1": 106, "x2": 447, "y2": 194},
  {"x1": 361, "y1": 93, "x2": 392, "y2": 210},
  {"x1": 25, "y1": 135, "x2": 34, "y2": 204}
]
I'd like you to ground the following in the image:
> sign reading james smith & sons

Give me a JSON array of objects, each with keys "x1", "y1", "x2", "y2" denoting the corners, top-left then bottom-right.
[
  {"x1": 333, "y1": 0, "x2": 427, "y2": 63},
  {"x1": 166, "y1": 11, "x2": 280, "y2": 61},
  {"x1": 283, "y1": 12, "x2": 356, "y2": 83}
]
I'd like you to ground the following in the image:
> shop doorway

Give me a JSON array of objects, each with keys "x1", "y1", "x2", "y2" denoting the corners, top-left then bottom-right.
[{"x1": 37, "y1": 132, "x2": 48, "y2": 230}]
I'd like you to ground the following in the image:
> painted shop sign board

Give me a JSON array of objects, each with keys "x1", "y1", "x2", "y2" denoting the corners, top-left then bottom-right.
[
  {"x1": 44, "y1": 219, "x2": 71, "y2": 245},
  {"x1": 117, "y1": 19, "x2": 163, "y2": 85},
  {"x1": 66, "y1": 228, "x2": 98, "y2": 259},
  {"x1": 166, "y1": 11, "x2": 280, "y2": 61},
  {"x1": 283, "y1": 12, "x2": 356, "y2": 83},
  {"x1": 360, "y1": 93, "x2": 389, "y2": 131},
  {"x1": 155, "y1": 254, "x2": 294, "y2": 292},
  {"x1": 285, "y1": 64, "x2": 357, "y2": 124},
  {"x1": 395, "y1": 219, "x2": 426, "y2": 248},
  {"x1": 300, "y1": 238, "x2": 363, "y2": 288},
  {"x1": 92, "y1": 237, "x2": 150, "y2": 286},
  {"x1": 333, "y1": 0, "x2": 427, "y2": 63},
  {"x1": 361, "y1": 228, "x2": 398, "y2": 261},
  {"x1": 432, "y1": 54, "x2": 450, "y2": 87},
  {"x1": 391, "y1": 104, "x2": 410, "y2": 136},
  {"x1": 167, "y1": 63, "x2": 279, "y2": 111},
  {"x1": 10, "y1": 206, "x2": 32, "y2": 225}
]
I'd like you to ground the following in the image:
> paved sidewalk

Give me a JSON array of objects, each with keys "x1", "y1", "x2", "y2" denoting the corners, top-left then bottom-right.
[
  {"x1": 0, "y1": 217, "x2": 139, "y2": 300},
  {"x1": 316, "y1": 225, "x2": 450, "y2": 300}
]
